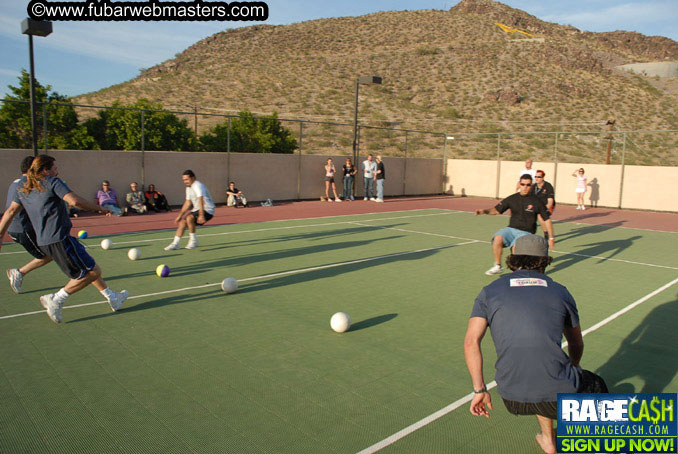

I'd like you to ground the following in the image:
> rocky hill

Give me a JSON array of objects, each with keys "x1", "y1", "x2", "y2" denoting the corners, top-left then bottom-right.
[{"x1": 73, "y1": 0, "x2": 678, "y2": 164}]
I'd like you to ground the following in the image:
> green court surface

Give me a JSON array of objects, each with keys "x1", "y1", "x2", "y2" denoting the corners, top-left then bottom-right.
[{"x1": 1, "y1": 209, "x2": 676, "y2": 453}]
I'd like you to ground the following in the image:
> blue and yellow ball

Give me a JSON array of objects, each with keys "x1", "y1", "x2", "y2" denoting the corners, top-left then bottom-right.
[
  {"x1": 77, "y1": 230, "x2": 88, "y2": 239},
  {"x1": 156, "y1": 264, "x2": 171, "y2": 278}
]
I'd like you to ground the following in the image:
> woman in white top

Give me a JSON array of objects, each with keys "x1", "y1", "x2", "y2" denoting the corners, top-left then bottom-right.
[
  {"x1": 324, "y1": 158, "x2": 341, "y2": 202},
  {"x1": 572, "y1": 168, "x2": 587, "y2": 210}
]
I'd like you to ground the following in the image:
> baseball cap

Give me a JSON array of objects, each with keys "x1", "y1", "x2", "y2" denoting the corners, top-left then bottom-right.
[{"x1": 514, "y1": 234, "x2": 548, "y2": 257}]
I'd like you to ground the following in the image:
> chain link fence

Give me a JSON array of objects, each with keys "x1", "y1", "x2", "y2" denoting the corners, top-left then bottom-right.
[{"x1": 2, "y1": 99, "x2": 677, "y2": 167}]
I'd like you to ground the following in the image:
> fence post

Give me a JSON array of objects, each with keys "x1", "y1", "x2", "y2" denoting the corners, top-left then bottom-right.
[
  {"x1": 193, "y1": 106, "x2": 198, "y2": 151},
  {"x1": 402, "y1": 130, "x2": 408, "y2": 195},
  {"x1": 297, "y1": 121, "x2": 303, "y2": 200},
  {"x1": 141, "y1": 110, "x2": 145, "y2": 189},
  {"x1": 442, "y1": 135, "x2": 447, "y2": 194},
  {"x1": 226, "y1": 117, "x2": 231, "y2": 184},
  {"x1": 553, "y1": 132, "x2": 559, "y2": 191},
  {"x1": 618, "y1": 132, "x2": 627, "y2": 209},
  {"x1": 495, "y1": 134, "x2": 502, "y2": 199},
  {"x1": 42, "y1": 103, "x2": 48, "y2": 152}
]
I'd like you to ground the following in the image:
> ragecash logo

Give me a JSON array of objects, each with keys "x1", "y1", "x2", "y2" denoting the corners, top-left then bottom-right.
[{"x1": 558, "y1": 393, "x2": 677, "y2": 453}]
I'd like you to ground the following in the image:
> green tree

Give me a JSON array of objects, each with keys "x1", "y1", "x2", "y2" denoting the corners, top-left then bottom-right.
[
  {"x1": 199, "y1": 110, "x2": 298, "y2": 154},
  {"x1": 82, "y1": 99, "x2": 194, "y2": 151},
  {"x1": 0, "y1": 70, "x2": 96, "y2": 149}
]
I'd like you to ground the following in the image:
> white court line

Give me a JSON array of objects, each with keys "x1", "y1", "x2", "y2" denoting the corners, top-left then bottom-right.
[
  {"x1": 356, "y1": 275, "x2": 678, "y2": 454},
  {"x1": 0, "y1": 211, "x2": 453, "y2": 253},
  {"x1": 350, "y1": 222, "x2": 678, "y2": 270},
  {"x1": 552, "y1": 251, "x2": 678, "y2": 270},
  {"x1": 0, "y1": 240, "x2": 479, "y2": 321},
  {"x1": 558, "y1": 220, "x2": 678, "y2": 234},
  {"x1": 350, "y1": 222, "x2": 477, "y2": 242},
  {"x1": 3, "y1": 210, "x2": 675, "y2": 270}
]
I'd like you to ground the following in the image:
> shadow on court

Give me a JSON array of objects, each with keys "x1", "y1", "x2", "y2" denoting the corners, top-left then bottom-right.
[
  {"x1": 556, "y1": 211, "x2": 616, "y2": 224},
  {"x1": 199, "y1": 223, "x2": 408, "y2": 253},
  {"x1": 161, "y1": 236, "x2": 404, "y2": 279},
  {"x1": 553, "y1": 221, "x2": 626, "y2": 243},
  {"x1": 595, "y1": 296, "x2": 678, "y2": 393},
  {"x1": 68, "y1": 249, "x2": 448, "y2": 321},
  {"x1": 67, "y1": 289, "x2": 222, "y2": 323},
  {"x1": 350, "y1": 313, "x2": 398, "y2": 331},
  {"x1": 236, "y1": 248, "x2": 446, "y2": 294},
  {"x1": 549, "y1": 235, "x2": 642, "y2": 273}
]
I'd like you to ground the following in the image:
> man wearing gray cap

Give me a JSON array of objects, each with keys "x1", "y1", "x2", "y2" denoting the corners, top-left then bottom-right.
[{"x1": 463, "y1": 234, "x2": 607, "y2": 454}]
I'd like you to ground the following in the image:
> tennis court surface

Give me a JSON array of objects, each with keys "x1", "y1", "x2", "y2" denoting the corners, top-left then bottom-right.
[{"x1": 1, "y1": 198, "x2": 677, "y2": 453}]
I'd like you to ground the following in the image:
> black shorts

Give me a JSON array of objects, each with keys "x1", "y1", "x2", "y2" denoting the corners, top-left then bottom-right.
[
  {"x1": 40, "y1": 236, "x2": 96, "y2": 280},
  {"x1": 502, "y1": 370, "x2": 609, "y2": 420},
  {"x1": 8, "y1": 230, "x2": 46, "y2": 259},
  {"x1": 325, "y1": 177, "x2": 335, "y2": 183},
  {"x1": 191, "y1": 211, "x2": 213, "y2": 225}
]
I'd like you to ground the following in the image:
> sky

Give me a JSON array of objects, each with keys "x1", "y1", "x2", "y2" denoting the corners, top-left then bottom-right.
[{"x1": 0, "y1": 0, "x2": 677, "y2": 100}]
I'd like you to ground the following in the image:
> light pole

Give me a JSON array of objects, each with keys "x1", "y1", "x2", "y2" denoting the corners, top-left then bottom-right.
[
  {"x1": 21, "y1": 18, "x2": 52, "y2": 156},
  {"x1": 352, "y1": 76, "x2": 382, "y2": 165}
]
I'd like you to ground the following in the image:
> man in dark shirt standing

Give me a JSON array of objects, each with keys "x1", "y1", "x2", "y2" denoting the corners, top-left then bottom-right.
[
  {"x1": 375, "y1": 155, "x2": 386, "y2": 203},
  {"x1": 532, "y1": 170, "x2": 555, "y2": 213},
  {"x1": 475, "y1": 174, "x2": 555, "y2": 275},
  {"x1": 532, "y1": 170, "x2": 556, "y2": 241}
]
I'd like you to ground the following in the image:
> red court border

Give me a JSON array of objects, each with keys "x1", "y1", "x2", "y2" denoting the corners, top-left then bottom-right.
[{"x1": 3, "y1": 196, "x2": 678, "y2": 243}]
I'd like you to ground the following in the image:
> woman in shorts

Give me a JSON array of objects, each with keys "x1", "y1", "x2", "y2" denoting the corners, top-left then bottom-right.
[
  {"x1": 324, "y1": 158, "x2": 341, "y2": 202},
  {"x1": 572, "y1": 168, "x2": 587, "y2": 210}
]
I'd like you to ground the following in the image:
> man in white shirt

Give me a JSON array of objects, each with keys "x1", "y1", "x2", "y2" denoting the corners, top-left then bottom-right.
[
  {"x1": 361, "y1": 154, "x2": 377, "y2": 201},
  {"x1": 516, "y1": 158, "x2": 536, "y2": 191},
  {"x1": 165, "y1": 170, "x2": 215, "y2": 250}
]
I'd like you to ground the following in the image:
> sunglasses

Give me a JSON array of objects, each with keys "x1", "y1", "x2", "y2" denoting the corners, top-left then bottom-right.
[
  {"x1": 535, "y1": 175, "x2": 544, "y2": 178},
  {"x1": 519, "y1": 183, "x2": 531, "y2": 187}
]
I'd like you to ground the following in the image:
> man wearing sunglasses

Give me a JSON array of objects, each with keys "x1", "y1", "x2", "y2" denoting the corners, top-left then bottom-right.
[
  {"x1": 531, "y1": 170, "x2": 555, "y2": 214},
  {"x1": 475, "y1": 174, "x2": 555, "y2": 276}
]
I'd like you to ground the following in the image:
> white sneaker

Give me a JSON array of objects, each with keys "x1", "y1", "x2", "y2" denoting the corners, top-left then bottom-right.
[
  {"x1": 485, "y1": 264, "x2": 503, "y2": 276},
  {"x1": 327, "y1": 199, "x2": 333, "y2": 202},
  {"x1": 108, "y1": 290, "x2": 129, "y2": 312},
  {"x1": 370, "y1": 197, "x2": 377, "y2": 201},
  {"x1": 363, "y1": 197, "x2": 368, "y2": 201},
  {"x1": 40, "y1": 294, "x2": 63, "y2": 323},
  {"x1": 375, "y1": 199, "x2": 384, "y2": 203},
  {"x1": 7, "y1": 268, "x2": 23, "y2": 294},
  {"x1": 335, "y1": 198, "x2": 342, "y2": 202},
  {"x1": 581, "y1": 206, "x2": 586, "y2": 210},
  {"x1": 185, "y1": 239, "x2": 199, "y2": 250},
  {"x1": 164, "y1": 242, "x2": 180, "y2": 251}
]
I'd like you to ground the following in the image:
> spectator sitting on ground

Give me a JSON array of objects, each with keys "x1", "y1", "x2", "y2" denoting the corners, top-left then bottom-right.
[
  {"x1": 226, "y1": 181, "x2": 248, "y2": 208},
  {"x1": 125, "y1": 182, "x2": 147, "y2": 214},
  {"x1": 145, "y1": 184, "x2": 170, "y2": 212},
  {"x1": 95, "y1": 180, "x2": 123, "y2": 216}
]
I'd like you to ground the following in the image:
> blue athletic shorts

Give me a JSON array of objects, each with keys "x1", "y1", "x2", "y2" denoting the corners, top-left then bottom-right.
[
  {"x1": 41, "y1": 236, "x2": 96, "y2": 280},
  {"x1": 9, "y1": 230, "x2": 46, "y2": 259},
  {"x1": 492, "y1": 227, "x2": 531, "y2": 248}
]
